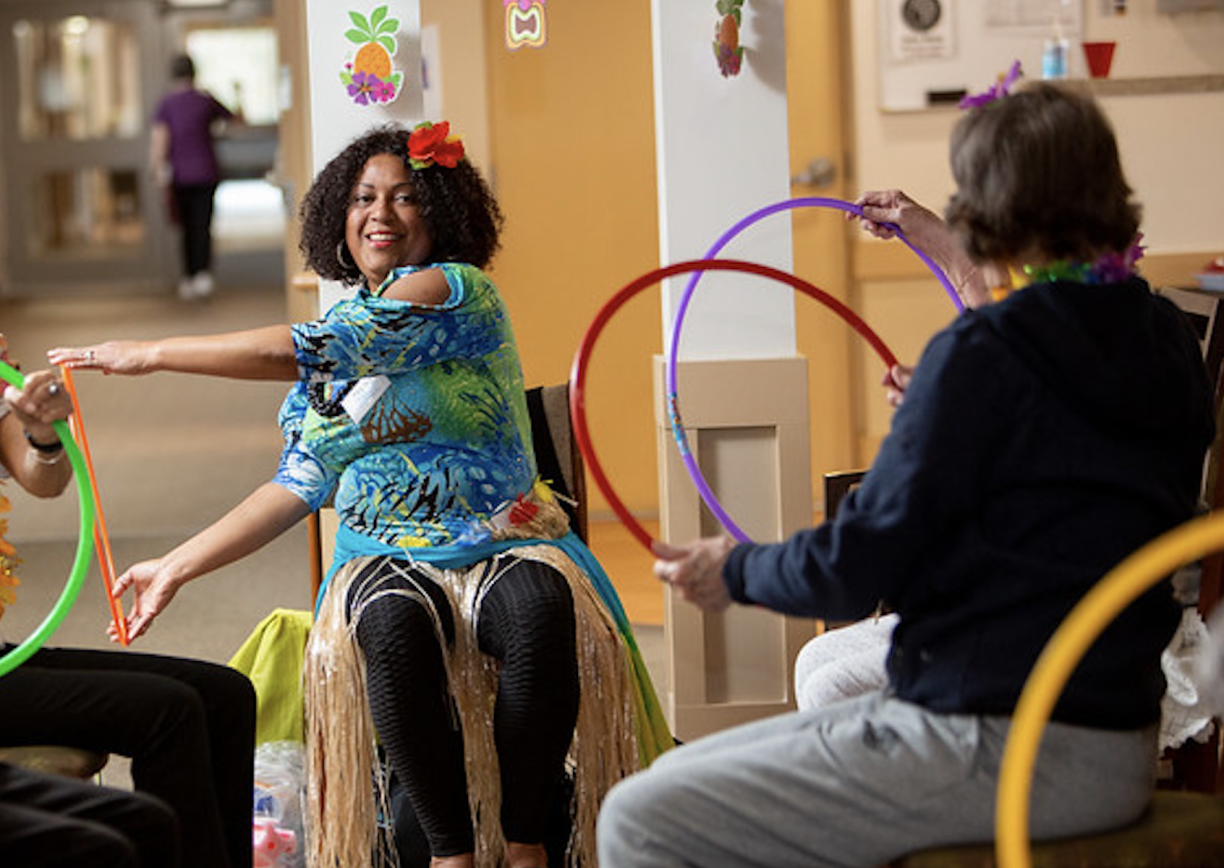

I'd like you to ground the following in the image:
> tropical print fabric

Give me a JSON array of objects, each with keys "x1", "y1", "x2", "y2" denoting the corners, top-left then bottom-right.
[{"x1": 273, "y1": 262, "x2": 535, "y2": 550}]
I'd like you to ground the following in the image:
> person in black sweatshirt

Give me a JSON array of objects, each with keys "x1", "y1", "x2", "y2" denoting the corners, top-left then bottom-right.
[{"x1": 598, "y1": 81, "x2": 1215, "y2": 868}]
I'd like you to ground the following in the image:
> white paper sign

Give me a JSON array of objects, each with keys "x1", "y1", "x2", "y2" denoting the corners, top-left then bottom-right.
[{"x1": 888, "y1": 0, "x2": 957, "y2": 64}]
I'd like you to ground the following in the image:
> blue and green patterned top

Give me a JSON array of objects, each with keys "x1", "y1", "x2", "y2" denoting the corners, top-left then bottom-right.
[{"x1": 273, "y1": 262, "x2": 536, "y2": 551}]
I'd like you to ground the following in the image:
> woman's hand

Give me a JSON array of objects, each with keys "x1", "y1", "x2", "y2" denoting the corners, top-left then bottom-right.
[
  {"x1": 851, "y1": 189, "x2": 992, "y2": 309},
  {"x1": 51, "y1": 327, "x2": 297, "y2": 381},
  {"x1": 109, "y1": 558, "x2": 185, "y2": 642},
  {"x1": 882, "y1": 363, "x2": 915, "y2": 409},
  {"x1": 0, "y1": 367, "x2": 74, "y2": 497},
  {"x1": 2, "y1": 369, "x2": 73, "y2": 435},
  {"x1": 651, "y1": 537, "x2": 736, "y2": 612},
  {"x1": 106, "y1": 483, "x2": 313, "y2": 642},
  {"x1": 47, "y1": 341, "x2": 157, "y2": 376},
  {"x1": 852, "y1": 189, "x2": 948, "y2": 248}
]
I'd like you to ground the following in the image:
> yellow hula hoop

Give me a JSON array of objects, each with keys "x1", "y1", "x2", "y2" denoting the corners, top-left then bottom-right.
[{"x1": 997, "y1": 510, "x2": 1224, "y2": 868}]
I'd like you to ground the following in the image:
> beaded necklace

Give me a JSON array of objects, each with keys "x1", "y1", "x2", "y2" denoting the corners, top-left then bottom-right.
[{"x1": 1020, "y1": 236, "x2": 1145, "y2": 288}]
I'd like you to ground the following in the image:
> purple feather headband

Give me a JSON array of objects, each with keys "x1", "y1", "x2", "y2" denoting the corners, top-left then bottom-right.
[{"x1": 958, "y1": 60, "x2": 1023, "y2": 109}]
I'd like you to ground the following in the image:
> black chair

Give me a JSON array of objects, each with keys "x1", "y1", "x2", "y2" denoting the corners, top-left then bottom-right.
[{"x1": 524, "y1": 382, "x2": 588, "y2": 542}]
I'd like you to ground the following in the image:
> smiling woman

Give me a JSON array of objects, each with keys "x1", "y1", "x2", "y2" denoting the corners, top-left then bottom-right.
[
  {"x1": 48, "y1": 120, "x2": 671, "y2": 868},
  {"x1": 341, "y1": 152, "x2": 438, "y2": 295}
]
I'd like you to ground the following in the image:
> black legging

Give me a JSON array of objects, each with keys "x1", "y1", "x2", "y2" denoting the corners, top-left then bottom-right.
[{"x1": 346, "y1": 555, "x2": 580, "y2": 857}]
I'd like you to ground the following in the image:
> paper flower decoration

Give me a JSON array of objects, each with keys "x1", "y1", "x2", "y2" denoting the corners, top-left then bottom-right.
[
  {"x1": 713, "y1": 0, "x2": 744, "y2": 78},
  {"x1": 505, "y1": 0, "x2": 547, "y2": 50},
  {"x1": 407, "y1": 121, "x2": 466, "y2": 169},
  {"x1": 339, "y1": 6, "x2": 404, "y2": 106},
  {"x1": 958, "y1": 60, "x2": 1023, "y2": 109},
  {"x1": 507, "y1": 493, "x2": 540, "y2": 526}
]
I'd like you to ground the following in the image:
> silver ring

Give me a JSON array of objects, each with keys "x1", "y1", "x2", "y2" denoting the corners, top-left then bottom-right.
[{"x1": 47, "y1": 383, "x2": 60, "y2": 396}]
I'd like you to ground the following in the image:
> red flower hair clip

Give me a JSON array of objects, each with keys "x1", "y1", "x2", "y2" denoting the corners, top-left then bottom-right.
[{"x1": 407, "y1": 121, "x2": 466, "y2": 169}]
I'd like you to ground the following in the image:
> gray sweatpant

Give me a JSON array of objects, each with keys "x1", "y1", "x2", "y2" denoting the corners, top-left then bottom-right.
[{"x1": 597, "y1": 691, "x2": 1156, "y2": 868}]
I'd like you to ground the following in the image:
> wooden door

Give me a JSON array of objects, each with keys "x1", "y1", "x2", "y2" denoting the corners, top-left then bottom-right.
[
  {"x1": 270, "y1": 0, "x2": 314, "y2": 323},
  {"x1": 787, "y1": 0, "x2": 858, "y2": 494}
]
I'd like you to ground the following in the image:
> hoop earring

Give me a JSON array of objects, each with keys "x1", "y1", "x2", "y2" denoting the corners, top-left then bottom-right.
[{"x1": 336, "y1": 241, "x2": 356, "y2": 271}]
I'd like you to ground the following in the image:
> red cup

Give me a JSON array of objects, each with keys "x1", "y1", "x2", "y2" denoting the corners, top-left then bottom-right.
[{"x1": 1082, "y1": 41, "x2": 1116, "y2": 79}]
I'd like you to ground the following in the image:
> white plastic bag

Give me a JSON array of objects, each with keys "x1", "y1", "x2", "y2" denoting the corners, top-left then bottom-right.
[
  {"x1": 1160, "y1": 608, "x2": 1216, "y2": 751},
  {"x1": 1194, "y1": 603, "x2": 1224, "y2": 719},
  {"x1": 253, "y1": 740, "x2": 305, "y2": 868}
]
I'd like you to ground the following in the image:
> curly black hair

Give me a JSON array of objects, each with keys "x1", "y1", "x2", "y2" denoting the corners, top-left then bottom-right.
[
  {"x1": 298, "y1": 124, "x2": 504, "y2": 285},
  {"x1": 944, "y1": 82, "x2": 1140, "y2": 266}
]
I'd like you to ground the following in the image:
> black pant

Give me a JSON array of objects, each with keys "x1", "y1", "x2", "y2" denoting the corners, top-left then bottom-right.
[
  {"x1": 347, "y1": 555, "x2": 580, "y2": 859},
  {"x1": 0, "y1": 644, "x2": 256, "y2": 868},
  {"x1": 0, "y1": 761, "x2": 179, "y2": 867},
  {"x1": 171, "y1": 182, "x2": 217, "y2": 277}
]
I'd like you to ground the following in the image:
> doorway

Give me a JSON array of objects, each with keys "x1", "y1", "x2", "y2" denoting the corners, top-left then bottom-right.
[
  {"x1": 0, "y1": 0, "x2": 285, "y2": 299},
  {"x1": 0, "y1": 0, "x2": 166, "y2": 297}
]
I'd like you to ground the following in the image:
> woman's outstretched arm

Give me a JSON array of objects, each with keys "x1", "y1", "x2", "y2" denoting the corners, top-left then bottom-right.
[
  {"x1": 110, "y1": 482, "x2": 312, "y2": 641},
  {"x1": 48, "y1": 325, "x2": 298, "y2": 380}
]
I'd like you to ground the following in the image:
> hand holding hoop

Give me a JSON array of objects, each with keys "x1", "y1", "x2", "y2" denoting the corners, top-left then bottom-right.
[
  {"x1": 0, "y1": 361, "x2": 96, "y2": 677},
  {"x1": 666, "y1": 197, "x2": 958, "y2": 542}
]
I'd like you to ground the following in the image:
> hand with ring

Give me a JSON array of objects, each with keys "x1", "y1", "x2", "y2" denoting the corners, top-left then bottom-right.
[
  {"x1": 2, "y1": 368, "x2": 73, "y2": 430},
  {"x1": 47, "y1": 341, "x2": 155, "y2": 376}
]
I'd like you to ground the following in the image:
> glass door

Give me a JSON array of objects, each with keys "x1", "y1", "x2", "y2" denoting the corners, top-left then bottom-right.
[{"x1": 0, "y1": 0, "x2": 171, "y2": 297}]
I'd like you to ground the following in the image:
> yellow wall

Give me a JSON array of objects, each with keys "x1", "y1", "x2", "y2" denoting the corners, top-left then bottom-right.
[
  {"x1": 483, "y1": 2, "x2": 864, "y2": 521},
  {"x1": 420, "y1": 0, "x2": 490, "y2": 170},
  {"x1": 484, "y1": 0, "x2": 663, "y2": 518}
]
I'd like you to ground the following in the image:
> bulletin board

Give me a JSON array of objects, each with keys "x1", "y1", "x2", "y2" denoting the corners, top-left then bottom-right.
[{"x1": 878, "y1": 0, "x2": 1083, "y2": 112}]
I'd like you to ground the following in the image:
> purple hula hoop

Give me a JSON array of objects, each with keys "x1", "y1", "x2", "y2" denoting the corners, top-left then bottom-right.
[{"x1": 666, "y1": 196, "x2": 961, "y2": 543}]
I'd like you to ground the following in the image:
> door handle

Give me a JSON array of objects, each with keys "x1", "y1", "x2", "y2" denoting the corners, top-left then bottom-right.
[{"x1": 791, "y1": 157, "x2": 836, "y2": 189}]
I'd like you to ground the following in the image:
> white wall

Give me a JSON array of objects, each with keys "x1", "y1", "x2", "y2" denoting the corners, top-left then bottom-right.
[{"x1": 850, "y1": 1, "x2": 1224, "y2": 255}]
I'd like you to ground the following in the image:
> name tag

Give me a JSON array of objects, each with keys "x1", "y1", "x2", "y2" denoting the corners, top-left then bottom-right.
[{"x1": 342, "y1": 375, "x2": 390, "y2": 424}]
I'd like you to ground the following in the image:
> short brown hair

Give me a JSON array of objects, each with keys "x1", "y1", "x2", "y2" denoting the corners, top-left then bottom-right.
[{"x1": 944, "y1": 83, "x2": 1140, "y2": 265}]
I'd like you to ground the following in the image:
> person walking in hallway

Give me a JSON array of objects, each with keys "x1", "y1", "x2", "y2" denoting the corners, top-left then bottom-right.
[{"x1": 151, "y1": 52, "x2": 242, "y2": 301}]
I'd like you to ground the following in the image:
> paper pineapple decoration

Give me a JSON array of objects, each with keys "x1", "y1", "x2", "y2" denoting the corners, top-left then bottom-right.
[{"x1": 340, "y1": 6, "x2": 403, "y2": 106}]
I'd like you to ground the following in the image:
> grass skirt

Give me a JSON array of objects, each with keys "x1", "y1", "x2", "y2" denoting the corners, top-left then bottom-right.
[{"x1": 304, "y1": 539, "x2": 642, "y2": 867}]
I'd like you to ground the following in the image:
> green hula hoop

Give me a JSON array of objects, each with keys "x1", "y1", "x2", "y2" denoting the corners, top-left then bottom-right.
[{"x1": 0, "y1": 360, "x2": 96, "y2": 677}]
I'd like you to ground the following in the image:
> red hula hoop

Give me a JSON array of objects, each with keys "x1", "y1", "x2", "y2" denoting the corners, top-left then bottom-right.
[{"x1": 569, "y1": 258, "x2": 899, "y2": 552}]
